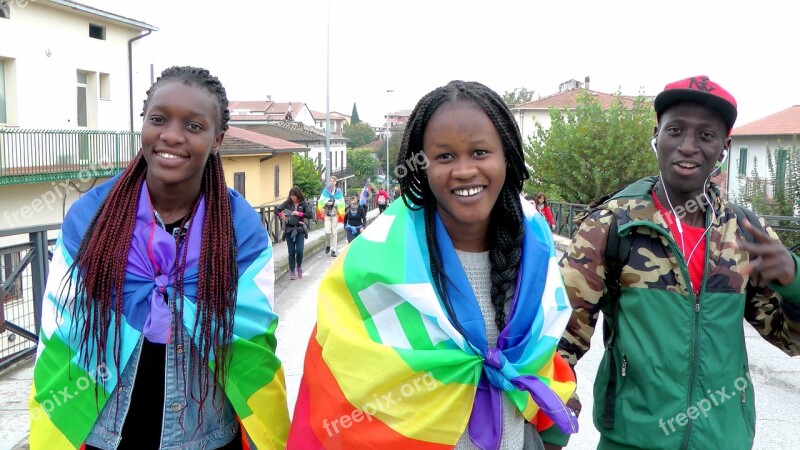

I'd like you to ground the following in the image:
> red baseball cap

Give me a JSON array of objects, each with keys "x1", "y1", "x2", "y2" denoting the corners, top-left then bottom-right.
[{"x1": 654, "y1": 75, "x2": 737, "y2": 133}]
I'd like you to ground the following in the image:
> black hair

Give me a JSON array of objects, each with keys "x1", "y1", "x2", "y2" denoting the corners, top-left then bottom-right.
[
  {"x1": 142, "y1": 66, "x2": 230, "y2": 132},
  {"x1": 397, "y1": 80, "x2": 530, "y2": 332}
]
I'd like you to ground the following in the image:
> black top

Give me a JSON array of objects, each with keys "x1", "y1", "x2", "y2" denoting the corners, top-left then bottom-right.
[
  {"x1": 344, "y1": 206, "x2": 367, "y2": 228},
  {"x1": 86, "y1": 218, "x2": 242, "y2": 450}
]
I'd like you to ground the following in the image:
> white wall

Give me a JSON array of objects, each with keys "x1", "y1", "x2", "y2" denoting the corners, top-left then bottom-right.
[
  {"x1": 727, "y1": 135, "x2": 793, "y2": 202},
  {"x1": 515, "y1": 109, "x2": 553, "y2": 141},
  {"x1": 0, "y1": 1, "x2": 149, "y2": 130},
  {"x1": 305, "y1": 141, "x2": 347, "y2": 173}
]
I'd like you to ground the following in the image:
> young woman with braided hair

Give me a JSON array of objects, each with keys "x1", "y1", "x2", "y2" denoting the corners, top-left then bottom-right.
[
  {"x1": 30, "y1": 66, "x2": 288, "y2": 449},
  {"x1": 288, "y1": 81, "x2": 578, "y2": 449}
]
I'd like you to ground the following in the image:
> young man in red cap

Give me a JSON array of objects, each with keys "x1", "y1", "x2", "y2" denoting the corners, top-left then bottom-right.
[{"x1": 545, "y1": 76, "x2": 800, "y2": 449}]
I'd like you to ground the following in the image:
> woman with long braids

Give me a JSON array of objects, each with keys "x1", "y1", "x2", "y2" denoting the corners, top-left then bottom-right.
[
  {"x1": 288, "y1": 81, "x2": 578, "y2": 449},
  {"x1": 29, "y1": 66, "x2": 289, "y2": 449}
]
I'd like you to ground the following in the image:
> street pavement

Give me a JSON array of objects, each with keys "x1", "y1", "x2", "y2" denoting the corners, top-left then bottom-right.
[{"x1": 2, "y1": 230, "x2": 800, "y2": 449}]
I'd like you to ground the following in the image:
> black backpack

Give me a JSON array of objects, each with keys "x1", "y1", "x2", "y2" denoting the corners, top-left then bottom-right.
[{"x1": 586, "y1": 194, "x2": 761, "y2": 429}]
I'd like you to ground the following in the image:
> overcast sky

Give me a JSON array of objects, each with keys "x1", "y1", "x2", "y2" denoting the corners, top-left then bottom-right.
[{"x1": 88, "y1": 0, "x2": 799, "y2": 129}]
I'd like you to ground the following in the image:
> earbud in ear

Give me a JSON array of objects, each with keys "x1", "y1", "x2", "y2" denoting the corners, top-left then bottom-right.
[{"x1": 650, "y1": 138, "x2": 658, "y2": 154}]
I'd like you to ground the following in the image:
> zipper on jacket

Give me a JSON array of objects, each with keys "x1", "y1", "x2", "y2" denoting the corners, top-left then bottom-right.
[
  {"x1": 621, "y1": 356, "x2": 628, "y2": 377},
  {"x1": 679, "y1": 206, "x2": 714, "y2": 450}
]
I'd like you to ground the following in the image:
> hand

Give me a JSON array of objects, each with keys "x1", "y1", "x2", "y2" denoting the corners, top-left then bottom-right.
[
  {"x1": 551, "y1": 224, "x2": 556, "y2": 232},
  {"x1": 360, "y1": 227, "x2": 365, "y2": 232},
  {"x1": 291, "y1": 211, "x2": 299, "y2": 216},
  {"x1": 567, "y1": 396, "x2": 582, "y2": 418},
  {"x1": 737, "y1": 219, "x2": 797, "y2": 286}
]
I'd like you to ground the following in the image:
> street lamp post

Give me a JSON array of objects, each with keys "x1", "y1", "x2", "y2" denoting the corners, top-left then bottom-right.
[{"x1": 385, "y1": 89, "x2": 394, "y2": 191}]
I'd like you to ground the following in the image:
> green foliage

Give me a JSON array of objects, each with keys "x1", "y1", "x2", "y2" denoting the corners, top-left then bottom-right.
[
  {"x1": 374, "y1": 129, "x2": 403, "y2": 186},
  {"x1": 348, "y1": 148, "x2": 378, "y2": 185},
  {"x1": 524, "y1": 91, "x2": 657, "y2": 204},
  {"x1": 502, "y1": 87, "x2": 535, "y2": 107},
  {"x1": 291, "y1": 153, "x2": 323, "y2": 198},
  {"x1": 736, "y1": 139, "x2": 800, "y2": 250},
  {"x1": 351, "y1": 103, "x2": 360, "y2": 124},
  {"x1": 343, "y1": 121, "x2": 377, "y2": 149}
]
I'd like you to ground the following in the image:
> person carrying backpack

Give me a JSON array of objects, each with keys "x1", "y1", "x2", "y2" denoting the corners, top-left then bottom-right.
[
  {"x1": 376, "y1": 187, "x2": 390, "y2": 214},
  {"x1": 547, "y1": 76, "x2": 800, "y2": 449}
]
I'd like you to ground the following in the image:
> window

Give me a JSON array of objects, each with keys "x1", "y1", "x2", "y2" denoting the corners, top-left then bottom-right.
[
  {"x1": 0, "y1": 60, "x2": 6, "y2": 123},
  {"x1": 77, "y1": 71, "x2": 88, "y2": 127},
  {"x1": 738, "y1": 147, "x2": 748, "y2": 176},
  {"x1": 233, "y1": 172, "x2": 246, "y2": 197},
  {"x1": 274, "y1": 165, "x2": 280, "y2": 198},
  {"x1": 99, "y1": 73, "x2": 110, "y2": 100},
  {"x1": 89, "y1": 24, "x2": 105, "y2": 40},
  {"x1": 776, "y1": 148, "x2": 788, "y2": 185}
]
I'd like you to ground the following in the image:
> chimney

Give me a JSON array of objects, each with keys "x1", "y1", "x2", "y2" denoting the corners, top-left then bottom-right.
[
  {"x1": 584, "y1": 76, "x2": 590, "y2": 90},
  {"x1": 267, "y1": 94, "x2": 272, "y2": 102}
]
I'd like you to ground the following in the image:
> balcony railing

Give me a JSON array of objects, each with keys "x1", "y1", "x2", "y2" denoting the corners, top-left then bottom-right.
[
  {"x1": 330, "y1": 165, "x2": 355, "y2": 180},
  {"x1": 0, "y1": 129, "x2": 141, "y2": 185}
]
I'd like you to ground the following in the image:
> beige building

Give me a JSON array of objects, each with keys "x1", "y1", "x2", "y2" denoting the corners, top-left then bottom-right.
[{"x1": 221, "y1": 127, "x2": 307, "y2": 207}]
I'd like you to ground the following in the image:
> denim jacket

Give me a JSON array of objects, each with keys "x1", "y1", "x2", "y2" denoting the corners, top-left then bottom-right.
[
  {"x1": 84, "y1": 326, "x2": 239, "y2": 449},
  {"x1": 84, "y1": 211, "x2": 239, "y2": 449}
]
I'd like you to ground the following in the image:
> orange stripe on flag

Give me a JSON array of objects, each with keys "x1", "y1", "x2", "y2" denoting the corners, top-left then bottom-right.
[{"x1": 287, "y1": 330, "x2": 451, "y2": 450}]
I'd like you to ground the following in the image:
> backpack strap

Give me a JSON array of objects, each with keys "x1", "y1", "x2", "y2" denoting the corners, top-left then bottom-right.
[
  {"x1": 730, "y1": 203, "x2": 762, "y2": 302},
  {"x1": 600, "y1": 212, "x2": 633, "y2": 430}
]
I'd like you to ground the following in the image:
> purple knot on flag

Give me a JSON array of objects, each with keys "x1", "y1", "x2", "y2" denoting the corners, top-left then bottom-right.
[{"x1": 143, "y1": 273, "x2": 172, "y2": 344}]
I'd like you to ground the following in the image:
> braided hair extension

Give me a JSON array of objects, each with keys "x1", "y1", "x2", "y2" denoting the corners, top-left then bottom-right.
[
  {"x1": 66, "y1": 67, "x2": 236, "y2": 420},
  {"x1": 398, "y1": 80, "x2": 530, "y2": 333}
]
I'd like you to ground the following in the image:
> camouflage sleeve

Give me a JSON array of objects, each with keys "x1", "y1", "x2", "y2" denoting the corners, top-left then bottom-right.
[
  {"x1": 743, "y1": 219, "x2": 800, "y2": 357},
  {"x1": 557, "y1": 209, "x2": 615, "y2": 367}
]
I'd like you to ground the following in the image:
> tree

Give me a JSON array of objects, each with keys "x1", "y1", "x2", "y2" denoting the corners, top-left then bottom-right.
[
  {"x1": 502, "y1": 87, "x2": 535, "y2": 107},
  {"x1": 524, "y1": 91, "x2": 656, "y2": 203},
  {"x1": 292, "y1": 153, "x2": 323, "y2": 198},
  {"x1": 351, "y1": 103, "x2": 360, "y2": 124},
  {"x1": 348, "y1": 148, "x2": 379, "y2": 185},
  {"x1": 343, "y1": 121, "x2": 377, "y2": 149}
]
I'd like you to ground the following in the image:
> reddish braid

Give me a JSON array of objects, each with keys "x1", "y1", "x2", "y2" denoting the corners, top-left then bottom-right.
[{"x1": 68, "y1": 152, "x2": 147, "y2": 382}]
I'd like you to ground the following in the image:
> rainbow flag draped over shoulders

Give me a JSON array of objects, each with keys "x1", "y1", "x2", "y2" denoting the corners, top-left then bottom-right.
[
  {"x1": 288, "y1": 199, "x2": 578, "y2": 449},
  {"x1": 316, "y1": 186, "x2": 345, "y2": 222},
  {"x1": 29, "y1": 175, "x2": 289, "y2": 449}
]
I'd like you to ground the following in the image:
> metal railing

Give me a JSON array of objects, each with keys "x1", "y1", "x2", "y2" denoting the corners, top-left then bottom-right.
[
  {"x1": 550, "y1": 201, "x2": 800, "y2": 253},
  {"x1": 0, "y1": 224, "x2": 58, "y2": 371},
  {"x1": 0, "y1": 129, "x2": 141, "y2": 185}
]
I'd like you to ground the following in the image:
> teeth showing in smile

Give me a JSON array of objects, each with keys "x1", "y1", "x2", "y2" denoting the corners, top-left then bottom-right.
[
  {"x1": 677, "y1": 162, "x2": 699, "y2": 169},
  {"x1": 453, "y1": 187, "x2": 484, "y2": 197},
  {"x1": 159, "y1": 152, "x2": 180, "y2": 160}
]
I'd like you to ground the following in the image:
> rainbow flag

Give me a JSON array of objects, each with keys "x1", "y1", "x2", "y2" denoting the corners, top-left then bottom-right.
[
  {"x1": 316, "y1": 186, "x2": 345, "y2": 222},
  {"x1": 288, "y1": 199, "x2": 577, "y2": 448},
  {"x1": 359, "y1": 180, "x2": 371, "y2": 206},
  {"x1": 29, "y1": 176, "x2": 289, "y2": 449}
]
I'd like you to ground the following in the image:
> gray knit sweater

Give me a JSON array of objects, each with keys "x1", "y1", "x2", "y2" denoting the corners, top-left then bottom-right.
[{"x1": 453, "y1": 250, "x2": 525, "y2": 450}]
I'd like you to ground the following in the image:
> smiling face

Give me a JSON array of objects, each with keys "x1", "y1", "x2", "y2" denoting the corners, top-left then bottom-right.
[
  {"x1": 654, "y1": 102, "x2": 729, "y2": 204},
  {"x1": 423, "y1": 100, "x2": 506, "y2": 249},
  {"x1": 141, "y1": 81, "x2": 223, "y2": 196}
]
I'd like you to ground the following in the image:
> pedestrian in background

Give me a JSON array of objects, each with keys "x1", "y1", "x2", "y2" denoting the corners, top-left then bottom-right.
[
  {"x1": 288, "y1": 80, "x2": 578, "y2": 449},
  {"x1": 375, "y1": 187, "x2": 390, "y2": 214},
  {"x1": 29, "y1": 66, "x2": 288, "y2": 450},
  {"x1": 531, "y1": 192, "x2": 556, "y2": 232},
  {"x1": 343, "y1": 195, "x2": 367, "y2": 242},
  {"x1": 317, "y1": 175, "x2": 344, "y2": 257},
  {"x1": 278, "y1": 186, "x2": 312, "y2": 280}
]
